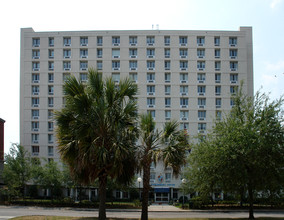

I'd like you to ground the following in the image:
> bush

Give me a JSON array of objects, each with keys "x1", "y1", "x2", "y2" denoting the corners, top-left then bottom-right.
[{"x1": 133, "y1": 199, "x2": 141, "y2": 207}]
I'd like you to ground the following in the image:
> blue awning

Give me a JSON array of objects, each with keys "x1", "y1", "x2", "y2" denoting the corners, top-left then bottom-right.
[{"x1": 154, "y1": 188, "x2": 170, "y2": 193}]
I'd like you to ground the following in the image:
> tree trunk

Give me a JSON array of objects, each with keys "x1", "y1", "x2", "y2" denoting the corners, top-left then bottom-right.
[
  {"x1": 248, "y1": 184, "x2": 254, "y2": 219},
  {"x1": 141, "y1": 160, "x2": 151, "y2": 220},
  {"x1": 98, "y1": 175, "x2": 107, "y2": 220}
]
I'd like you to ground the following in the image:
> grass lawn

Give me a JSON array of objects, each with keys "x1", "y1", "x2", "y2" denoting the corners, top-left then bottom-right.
[{"x1": 10, "y1": 217, "x2": 284, "y2": 220}]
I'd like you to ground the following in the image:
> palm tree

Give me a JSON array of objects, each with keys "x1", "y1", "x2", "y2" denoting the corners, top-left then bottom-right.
[
  {"x1": 55, "y1": 68, "x2": 138, "y2": 220},
  {"x1": 138, "y1": 113, "x2": 189, "y2": 220}
]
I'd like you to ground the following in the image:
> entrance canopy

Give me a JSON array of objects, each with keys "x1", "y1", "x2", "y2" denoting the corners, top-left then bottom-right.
[{"x1": 154, "y1": 188, "x2": 170, "y2": 193}]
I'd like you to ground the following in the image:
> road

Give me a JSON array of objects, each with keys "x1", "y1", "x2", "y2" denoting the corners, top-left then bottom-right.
[{"x1": 0, "y1": 205, "x2": 284, "y2": 219}]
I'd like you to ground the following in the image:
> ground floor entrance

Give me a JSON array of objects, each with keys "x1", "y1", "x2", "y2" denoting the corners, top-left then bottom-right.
[{"x1": 154, "y1": 188, "x2": 170, "y2": 203}]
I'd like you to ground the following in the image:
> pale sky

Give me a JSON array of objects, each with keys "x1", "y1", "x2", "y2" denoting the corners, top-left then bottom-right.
[{"x1": 0, "y1": 0, "x2": 283, "y2": 153}]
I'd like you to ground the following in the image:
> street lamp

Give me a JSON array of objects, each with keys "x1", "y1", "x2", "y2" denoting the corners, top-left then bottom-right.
[
  {"x1": 182, "y1": 178, "x2": 186, "y2": 207},
  {"x1": 137, "y1": 177, "x2": 142, "y2": 200}
]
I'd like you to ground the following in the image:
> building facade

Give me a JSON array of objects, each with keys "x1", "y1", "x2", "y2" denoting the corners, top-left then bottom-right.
[{"x1": 20, "y1": 27, "x2": 253, "y2": 202}]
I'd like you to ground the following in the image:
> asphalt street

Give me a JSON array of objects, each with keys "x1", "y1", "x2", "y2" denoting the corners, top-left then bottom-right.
[{"x1": 0, "y1": 205, "x2": 284, "y2": 219}]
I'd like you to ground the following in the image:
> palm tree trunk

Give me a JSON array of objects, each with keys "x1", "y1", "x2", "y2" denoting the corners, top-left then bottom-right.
[
  {"x1": 248, "y1": 185, "x2": 254, "y2": 219},
  {"x1": 98, "y1": 175, "x2": 107, "y2": 220},
  {"x1": 141, "y1": 160, "x2": 151, "y2": 220}
]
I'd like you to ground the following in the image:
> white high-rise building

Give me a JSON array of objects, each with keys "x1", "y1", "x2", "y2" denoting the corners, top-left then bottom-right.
[{"x1": 20, "y1": 27, "x2": 253, "y2": 201}]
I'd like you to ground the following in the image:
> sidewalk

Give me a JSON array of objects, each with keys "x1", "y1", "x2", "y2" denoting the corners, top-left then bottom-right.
[{"x1": 148, "y1": 203, "x2": 184, "y2": 212}]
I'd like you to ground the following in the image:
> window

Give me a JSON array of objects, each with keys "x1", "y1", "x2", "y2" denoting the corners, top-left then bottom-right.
[
  {"x1": 198, "y1": 111, "x2": 206, "y2": 120},
  {"x1": 198, "y1": 123, "x2": 206, "y2": 132},
  {"x1": 97, "y1": 61, "x2": 102, "y2": 70},
  {"x1": 165, "y1": 110, "x2": 171, "y2": 120},
  {"x1": 32, "y1": 98, "x2": 39, "y2": 107},
  {"x1": 164, "y1": 36, "x2": 170, "y2": 46},
  {"x1": 165, "y1": 73, "x2": 171, "y2": 83},
  {"x1": 32, "y1": 38, "x2": 40, "y2": 47},
  {"x1": 48, "y1": 97, "x2": 54, "y2": 107},
  {"x1": 198, "y1": 86, "x2": 206, "y2": 95},
  {"x1": 198, "y1": 98, "x2": 206, "y2": 108},
  {"x1": 32, "y1": 50, "x2": 40, "y2": 59},
  {"x1": 179, "y1": 49, "x2": 188, "y2": 58},
  {"x1": 112, "y1": 73, "x2": 120, "y2": 83},
  {"x1": 147, "y1": 85, "x2": 155, "y2": 95},
  {"x1": 48, "y1": 134, "x2": 54, "y2": 143},
  {"x1": 146, "y1": 36, "x2": 155, "y2": 45},
  {"x1": 165, "y1": 173, "x2": 171, "y2": 182},
  {"x1": 129, "y1": 49, "x2": 137, "y2": 57},
  {"x1": 180, "y1": 61, "x2": 188, "y2": 70},
  {"x1": 147, "y1": 110, "x2": 155, "y2": 119},
  {"x1": 180, "y1": 123, "x2": 189, "y2": 131},
  {"x1": 48, "y1": 86, "x2": 54, "y2": 95},
  {"x1": 32, "y1": 121, "x2": 39, "y2": 131},
  {"x1": 197, "y1": 73, "x2": 206, "y2": 82},
  {"x1": 48, "y1": 146, "x2": 54, "y2": 156},
  {"x1": 150, "y1": 173, "x2": 156, "y2": 181},
  {"x1": 63, "y1": 73, "x2": 70, "y2": 82},
  {"x1": 63, "y1": 61, "x2": 71, "y2": 70},
  {"x1": 147, "y1": 98, "x2": 155, "y2": 107},
  {"x1": 32, "y1": 86, "x2": 39, "y2": 95},
  {"x1": 230, "y1": 62, "x2": 238, "y2": 71},
  {"x1": 230, "y1": 49, "x2": 238, "y2": 58},
  {"x1": 230, "y1": 86, "x2": 238, "y2": 95},
  {"x1": 96, "y1": 49, "x2": 102, "y2": 58},
  {"x1": 48, "y1": 110, "x2": 53, "y2": 119},
  {"x1": 112, "y1": 49, "x2": 120, "y2": 58},
  {"x1": 215, "y1": 86, "x2": 221, "y2": 95},
  {"x1": 230, "y1": 74, "x2": 238, "y2": 83},
  {"x1": 129, "y1": 36, "x2": 137, "y2": 45},
  {"x1": 147, "y1": 73, "x2": 155, "y2": 82},
  {"x1": 32, "y1": 145, "x2": 39, "y2": 155},
  {"x1": 230, "y1": 98, "x2": 235, "y2": 106},
  {"x1": 63, "y1": 49, "x2": 71, "y2": 58},
  {"x1": 180, "y1": 85, "x2": 188, "y2": 95},
  {"x1": 197, "y1": 36, "x2": 205, "y2": 46},
  {"x1": 32, "y1": 134, "x2": 39, "y2": 143},
  {"x1": 48, "y1": 73, "x2": 54, "y2": 83},
  {"x1": 215, "y1": 73, "x2": 221, "y2": 83},
  {"x1": 147, "y1": 49, "x2": 155, "y2": 58},
  {"x1": 216, "y1": 111, "x2": 222, "y2": 120},
  {"x1": 197, "y1": 49, "x2": 205, "y2": 58},
  {"x1": 164, "y1": 61, "x2": 171, "y2": 70},
  {"x1": 147, "y1": 61, "x2": 155, "y2": 70},
  {"x1": 215, "y1": 61, "x2": 221, "y2": 71},
  {"x1": 97, "y1": 36, "x2": 103, "y2": 46},
  {"x1": 229, "y1": 37, "x2": 237, "y2": 46},
  {"x1": 32, "y1": 110, "x2": 39, "y2": 119},
  {"x1": 63, "y1": 37, "x2": 71, "y2": 46},
  {"x1": 214, "y1": 37, "x2": 220, "y2": 46},
  {"x1": 32, "y1": 62, "x2": 40, "y2": 71},
  {"x1": 32, "y1": 73, "x2": 40, "y2": 83},
  {"x1": 49, "y1": 37, "x2": 54, "y2": 47},
  {"x1": 80, "y1": 61, "x2": 88, "y2": 70},
  {"x1": 80, "y1": 37, "x2": 88, "y2": 46},
  {"x1": 197, "y1": 61, "x2": 205, "y2": 70},
  {"x1": 48, "y1": 122, "x2": 54, "y2": 131},
  {"x1": 165, "y1": 85, "x2": 171, "y2": 95},
  {"x1": 180, "y1": 98, "x2": 188, "y2": 108},
  {"x1": 48, "y1": 62, "x2": 54, "y2": 71},
  {"x1": 112, "y1": 36, "x2": 120, "y2": 46},
  {"x1": 129, "y1": 61, "x2": 137, "y2": 70},
  {"x1": 80, "y1": 73, "x2": 88, "y2": 82},
  {"x1": 180, "y1": 110, "x2": 189, "y2": 120},
  {"x1": 112, "y1": 61, "x2": 120, "y2": 70},
  {"x1": 165, "y1": 98, "x2": 171, "y2": 107},
  {"x1": 215, "y1": 49, "x2": 220, "y2": 58},
  {"x1": 49, "y1": 49, "x2": 54, "y2": 58},
  {"x1": 129, "y1": 73, "x2": 137, "y2": 82},
  {"x1": 216, "y1": 98, "x2": 221, "y2": 108},
  {"x1": 179, "y1": 36, "x2": 187, "y2": 45},
  {"x1": 80, "y1": 49, "x2": 88, "y2": 58},
  {"x1": 164, "y1": 48, "x2": 170, "y2": 58},
  {"x1": 180, "y1": 73, "x2": 188, "y2": 83}
]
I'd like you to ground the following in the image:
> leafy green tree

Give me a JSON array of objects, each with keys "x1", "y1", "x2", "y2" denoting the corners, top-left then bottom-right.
[
  {"x1": 32, "y1": 160, "x2": 63, "y2": 200},
  {"x1": 187, "y1": 90, "x2": 284, "y2": 219},
  {"x1": 137, "y1": 114, "x2": 189, "y2": 220},
  {"x1": 55, "y1": 68, "x2": 138, "y2": 220},
  {"x1": 2, "y1": 144, "x2": 31, "y2": 199}
]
